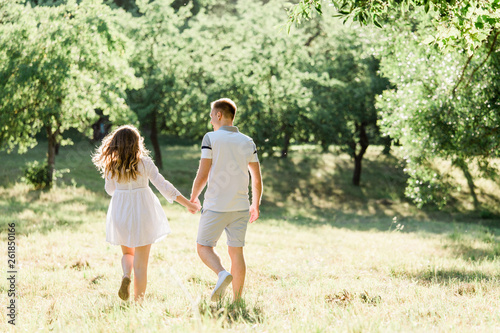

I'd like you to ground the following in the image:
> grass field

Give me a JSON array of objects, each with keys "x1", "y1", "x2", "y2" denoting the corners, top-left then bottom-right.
[{"x1": 1, "y1": 139, "x2": 499, "y2": 332}]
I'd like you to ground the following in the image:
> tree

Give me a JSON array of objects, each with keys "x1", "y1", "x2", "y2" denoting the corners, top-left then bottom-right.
[
  {"x1": 125, "y1": 0, "x2": 194, "y2": 169},
  {"x1": 376, "y1": 11, "x2": 499, "y2": 209},
  {"x1": 184, "y1": 0, "x2": 315, "y2": 158},
  {"x1": 300, "y1": 14, "x2": 389, "y2": 186},
  {"x1": 287, "y1": 0, "x2": 500, "y2": 55},
  {"x1": 0, "y1": 0, "x2": 141, "y2": 185}
]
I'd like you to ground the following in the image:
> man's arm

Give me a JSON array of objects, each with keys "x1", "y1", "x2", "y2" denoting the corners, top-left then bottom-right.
[
  {"x1": 248, "y1": 162, "x2": 263, "y2": 223},
  {"x1": 190, "y1": 158, "x2": 212, "y2": 204}
]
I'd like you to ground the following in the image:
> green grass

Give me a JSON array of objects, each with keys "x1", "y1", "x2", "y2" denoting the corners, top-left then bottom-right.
[{"x1": 0, "y1": 141, "x2": 499, "y2": 332}]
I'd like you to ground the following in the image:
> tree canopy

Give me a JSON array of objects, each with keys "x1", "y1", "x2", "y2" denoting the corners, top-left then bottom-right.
[
  {"x1": 0, "y1": 0, "x2": 141, "y2": 182},
  {"x1": 287, "y1": 0, "x2": 500, "y2": 55}
]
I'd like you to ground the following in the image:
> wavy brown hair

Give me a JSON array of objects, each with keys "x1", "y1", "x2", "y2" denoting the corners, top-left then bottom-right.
[{"x1": 92, "y1": 125, "x2": 150, "y2": 182}]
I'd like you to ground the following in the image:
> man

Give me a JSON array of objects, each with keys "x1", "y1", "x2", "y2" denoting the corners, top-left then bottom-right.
[{"x1": 190, "y1": 98, "x2": 263, "y2": 302}]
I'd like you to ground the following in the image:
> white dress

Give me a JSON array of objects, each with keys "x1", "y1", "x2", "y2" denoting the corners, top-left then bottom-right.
[{"x1": 104, "y1": 156, "x2": 181, "y2": 247}]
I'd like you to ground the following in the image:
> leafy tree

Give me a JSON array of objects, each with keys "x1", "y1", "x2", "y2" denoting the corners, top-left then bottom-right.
[
  {"x1": 298, "y1": 11, "x2": 389, "y2": 186},
  {"x1": 287, "y1": 0, "x2": 500, "y2": 55},
  {"x1": 0, "y1": 0, "x2": 141, "y2": 185},
  {"x1": 181, "y1": 0, "x2": 389, "y2": 186},
  {"x1": 376, "y1": 12, "x2": 499, "y2": 209},
  {"x1": 125, "y1": 0, "x2": 194, "y2": 169},
  {"x1": 185, "y1": 0, "x2": 314, "y2": 158}
]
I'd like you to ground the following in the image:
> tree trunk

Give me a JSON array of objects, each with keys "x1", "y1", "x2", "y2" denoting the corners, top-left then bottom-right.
[
  {"x1": 352, "y1": 122, "x2": 369, "y2": 186},
  {"x1": 150, "y1": 111, "x2": 163, "y2": 170},
  {"x1": 353, "y1": 155, "x2": 363, "y2": 186},
  {"x1": 46, "y1": 126, "x2": 58, "y2": 187},
  {"x1": 281, "y1": 130, "x2": 291, "y2": 158},
  {"x1": 382, "y1": 136, "x2": 392, "y2": 155},
  {"x1": 455, "y1": 159, "x2": 480, "y2": 210}
]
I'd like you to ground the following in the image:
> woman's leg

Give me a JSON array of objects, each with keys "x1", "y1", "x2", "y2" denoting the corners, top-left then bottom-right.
[
  {"x1": 133, "y1": 244, "x2": 152, "y2": 301},
  {"x1": 121, "y1": 246, "x2": 135, "y2": 278},
  {"x1": 119, "y1": 246, "x2": 135, "y2": 300}
]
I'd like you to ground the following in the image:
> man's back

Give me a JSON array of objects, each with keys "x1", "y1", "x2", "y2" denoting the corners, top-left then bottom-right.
[{"x1": 201, "y1": 126, "x2": 258, "y2": 212}]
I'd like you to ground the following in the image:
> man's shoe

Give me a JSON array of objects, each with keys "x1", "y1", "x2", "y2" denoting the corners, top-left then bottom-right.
[{"x1": 211, "y1": 271, "x2": 233, "y2": 302}]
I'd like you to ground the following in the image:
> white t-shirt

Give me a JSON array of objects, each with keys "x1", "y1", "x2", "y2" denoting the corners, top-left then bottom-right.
[{"x1": 200, "y1": 126, "x2": 259, "y2": 212}]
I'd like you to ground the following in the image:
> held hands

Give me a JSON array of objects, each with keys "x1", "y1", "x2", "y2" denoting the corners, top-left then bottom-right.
[{"x1": 188, "y1": 197, "x2": 201, "y2": 214}]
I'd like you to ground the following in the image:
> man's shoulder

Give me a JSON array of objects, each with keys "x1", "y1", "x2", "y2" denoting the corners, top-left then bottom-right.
[
  {"x1": 238, "y1": 131, "x2": 254, "y2": 141},
  {"x1": 203, "y1": 131, "x2": 215, "y2": 138},
  {"x1": 208, "y1": 129, "x2": 255, "y2": 144}
]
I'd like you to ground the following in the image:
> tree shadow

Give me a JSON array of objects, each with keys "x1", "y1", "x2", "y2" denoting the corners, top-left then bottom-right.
[
  {"x1": 0, "y1": 138, "x2": 202, "y2": 236},
  {"x1": 408, "y1": 267, "x2": 498, "y2": 285},
  {"x1": 2, "y1": 141, "x2": 500, "y2": 238},
  {"x1": 0, "y1": 186, "x2": 109, "y2": 236},
  {"x1": 445, "y1": 242, "x2": 500, "y2": 262},
  {"x1": 261, "y1": 149, "x2": 410, "y2": 213},
  {"x1": 260, "y1": 147, "x2": 500, "y2": 231}
]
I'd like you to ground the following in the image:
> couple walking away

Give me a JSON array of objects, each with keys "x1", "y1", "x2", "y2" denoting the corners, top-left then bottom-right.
[{"x1": 92, "y1": 98, "x2": 263, "y2": 302}]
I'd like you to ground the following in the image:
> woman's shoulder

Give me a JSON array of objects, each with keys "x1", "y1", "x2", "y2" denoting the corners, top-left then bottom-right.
[
  {"x1": 139, "y1": 155, "x2": 154, "y2": 165},
  {"x1": 138, "y1": 155, "x2": 155, "y2": 172}
]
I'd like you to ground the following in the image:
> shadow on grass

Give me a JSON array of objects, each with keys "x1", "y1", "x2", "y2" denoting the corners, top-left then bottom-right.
[
  {"x1": 409, "y1": 267, "x2": 498, "y2": 285},
  {"x1": 260, "y1": 147, "x2": 500, "y2": 231},
  {"x1": 2, "y1": 140, "x2": 500, "y2": 237},
  {"x1": 0, "y1": 138, "x2": 201, "y2": 236},
  {"x1": 261, "y1": 150, "x2": 411, "y2": 218},
  {"x1": 0, "y1": 185, "x2": 109, "y2": 236},
  {"x1": 446, "y1": 242, "x2": 500, "y2": 261}
]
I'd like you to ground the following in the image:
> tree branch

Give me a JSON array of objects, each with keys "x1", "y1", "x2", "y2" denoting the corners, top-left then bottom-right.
[
  {"x1": 463, "y1": 31, "x2": 500, "y2": 91},
  {"x1": 452, "y1": 53, "x2": 473, "y2": 97}
]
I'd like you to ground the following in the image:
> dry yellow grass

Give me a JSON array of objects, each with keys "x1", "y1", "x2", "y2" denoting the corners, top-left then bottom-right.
[
  {"x1": 0, "y1": 143, "x2": 499, "y2": 332},
  {"x1": 0, "y1": 185, "x2": 499, "y2": 332}
]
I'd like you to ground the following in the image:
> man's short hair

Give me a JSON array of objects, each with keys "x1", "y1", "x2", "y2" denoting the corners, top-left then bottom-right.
[{"x1": 211, "y1": 98, "x2": 237, "y2": 120}]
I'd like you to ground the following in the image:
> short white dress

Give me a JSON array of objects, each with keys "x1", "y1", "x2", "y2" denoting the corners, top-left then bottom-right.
[{"x1": 104, "y1": 156, "x2": 181, "y2": 247}]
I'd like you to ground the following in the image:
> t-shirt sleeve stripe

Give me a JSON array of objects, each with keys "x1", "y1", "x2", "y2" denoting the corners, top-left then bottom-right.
[{"x1": 201, "y1": 133, "x2": 213, "y2": 159}]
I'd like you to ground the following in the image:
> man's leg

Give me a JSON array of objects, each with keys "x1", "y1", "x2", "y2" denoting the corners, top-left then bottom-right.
[
  {"x1": 197, "y1": 244, "x2": 225, "y2": 274},
  {"x1": 228, "y1": 246, "x2": 245, "y2": 301},
  {"x1": 198, "y1": 243, "x2": 233, "y2": 301}
]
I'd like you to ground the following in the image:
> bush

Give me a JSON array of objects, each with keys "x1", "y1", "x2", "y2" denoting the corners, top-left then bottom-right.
[{"x1": 22, "y1": 160, "x2": 51, "y2": 189}]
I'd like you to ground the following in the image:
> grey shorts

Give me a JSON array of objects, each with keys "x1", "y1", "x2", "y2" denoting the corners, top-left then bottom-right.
[{"x1": 197, "y1": 209, "x2": 250, "y2": 247}]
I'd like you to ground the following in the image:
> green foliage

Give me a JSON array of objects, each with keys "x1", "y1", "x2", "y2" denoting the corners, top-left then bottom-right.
[
  {"x1": 302, "y1": 17, "x2": 389, "y2": 152},
  {"x1": 171, "y1": 0, "x2": 316, "y2": 157},
  {"x1": 0, "y1": 0, "x2": 142, "y2": 186},
  {"x1": 21, "y1": 159, "x2": 70, "y2": 189},
  {"x1": 22, "y1": 160, "x2": 51, "y2": 189},
  {"x1": 287, "y1": 0, "x2": 500, "y2": 55},
  {"x1": 0, "y1": 0, "x2": 141, "y2": 183},
  {"x1": 376, "y1": 11, "x2": 499, "y2": 208}
]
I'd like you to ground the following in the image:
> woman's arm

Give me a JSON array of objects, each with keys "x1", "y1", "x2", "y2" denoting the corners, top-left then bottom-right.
[
  {"x1": 175, "y1": 194, "x2": 201, "y2": 213},
  {"x1": 145, "y1": 157, "x2": 181, "y2": 203},
  {"x1": 105, "y1": 173, "x2": 116, "y2": 196}
]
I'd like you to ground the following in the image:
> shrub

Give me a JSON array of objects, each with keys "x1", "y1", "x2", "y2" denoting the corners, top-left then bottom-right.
[{"x1": 22, "y1": 160, "x2": 51, "y2": 189}]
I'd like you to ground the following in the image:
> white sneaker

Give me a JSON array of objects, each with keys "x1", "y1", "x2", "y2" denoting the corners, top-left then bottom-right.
[{"x1": 211, "y1": 271, "x2": 233, "y2": 302}]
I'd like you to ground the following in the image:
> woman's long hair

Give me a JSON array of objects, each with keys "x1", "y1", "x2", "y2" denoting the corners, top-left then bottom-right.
[{"x1": 92, "y1": 125, "x2": 150, "y2": 182}]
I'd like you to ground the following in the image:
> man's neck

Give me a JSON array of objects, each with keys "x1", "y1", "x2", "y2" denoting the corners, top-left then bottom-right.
[{"x1": 215, "y1": 121, "x2": 234, "y2": 130}]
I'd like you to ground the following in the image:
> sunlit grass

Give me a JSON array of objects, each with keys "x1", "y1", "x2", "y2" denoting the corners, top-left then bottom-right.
[
  {"x1": 0, "y1": 142, "x2": 499, "y2": 331},
  {"x1": 0, "y1": 203, "x2": 499, "y2": 332}
]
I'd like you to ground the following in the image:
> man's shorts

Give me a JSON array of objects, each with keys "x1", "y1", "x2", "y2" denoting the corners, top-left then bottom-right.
[{"x1": 197, "y1": 209, "x2": 250, "y2": 247}]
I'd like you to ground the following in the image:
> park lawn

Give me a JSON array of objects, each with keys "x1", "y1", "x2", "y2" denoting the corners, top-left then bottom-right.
[{"x1": 0, "y1": 141, "x2": 499, "y2": 332}]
